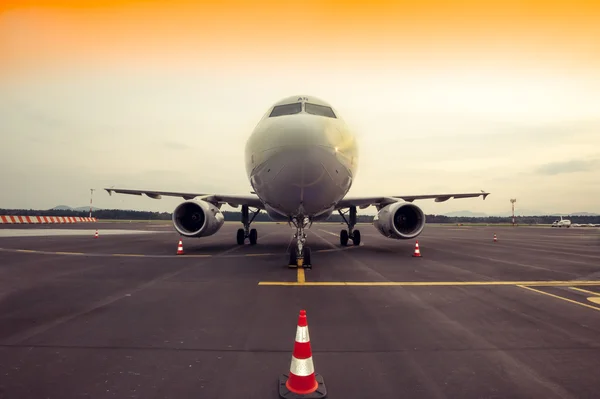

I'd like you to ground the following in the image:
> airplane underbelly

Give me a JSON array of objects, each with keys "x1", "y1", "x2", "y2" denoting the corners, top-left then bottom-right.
[{"x1": 251, "y1": 146, "x2": 351, "y2": 217}]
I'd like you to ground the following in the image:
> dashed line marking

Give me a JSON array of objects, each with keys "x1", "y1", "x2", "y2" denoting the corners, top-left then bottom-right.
[{"x1": 517, "y1": 285, "x2": 600, "y2": 312}]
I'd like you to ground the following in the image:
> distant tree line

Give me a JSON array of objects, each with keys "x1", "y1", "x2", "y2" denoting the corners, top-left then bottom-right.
[{"x1": 1, "y1": 208, "x2": 599, "y2": 225}]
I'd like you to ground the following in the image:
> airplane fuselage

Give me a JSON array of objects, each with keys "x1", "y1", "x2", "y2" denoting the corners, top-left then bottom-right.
[
  {"x1": 244, "y1": 95, "x2": 358, "y2": 221},
  {"x1": 104, "y1": 94, "x2": 490, "y2": 267}
]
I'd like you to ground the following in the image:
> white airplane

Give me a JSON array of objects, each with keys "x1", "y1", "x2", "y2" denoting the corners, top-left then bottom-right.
[
  {"x1": 105, "y1": 95, "x2": 490, "y2": 268},
  {"x1": 551, "y1": 216, "x2": 571, "y2": 228}
]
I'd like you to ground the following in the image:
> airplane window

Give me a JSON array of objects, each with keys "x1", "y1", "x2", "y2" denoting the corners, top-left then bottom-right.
[
  {"x1": 269, "y1": 103, "x2": 302, "y2": 117},
  {"x1": 305, "y1": 103, "x2": 336, "y2": 118}
]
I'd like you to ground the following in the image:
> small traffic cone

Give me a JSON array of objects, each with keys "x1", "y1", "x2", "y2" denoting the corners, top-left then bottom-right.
[
  {"x1": 493, "y1": 233, "x2": 497, "y2": 242},
  {"x1": 94, "y1": 229, "x2": 98, "y2": 239},
  {"x1": 279, "y1": 310, "x2": 327, "y2": 398},
  {"x1": 176, "y1": 239, "x2": 184, "y2": 255},
  {"x1": 412, "y1": 240, "x2": 422, "y2": 257}
]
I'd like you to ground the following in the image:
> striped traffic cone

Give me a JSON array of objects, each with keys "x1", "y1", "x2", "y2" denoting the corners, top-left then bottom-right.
[
  {"x1": 279, "y1": 310, "x2": 327, "y2": 398},
  {"x1": 412, "y1": 240, "x2": 422, "y2": 257},
  {"x1": 493, "y1": 233, "x2": 497, "y2": 242},
  {"x1": 176, "y1": 239, "x2": 184, "y2": 255},
  {"x1": 94, "y1": 229, "x2": 99, "y2": 239}
]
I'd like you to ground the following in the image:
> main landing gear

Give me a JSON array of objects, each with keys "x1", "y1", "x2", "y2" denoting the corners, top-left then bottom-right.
[
  {"x1": 288, "y1": 216, "x2": 312, "y2": 269},
  {"x1": 237, "y1": 205, "x2": 260, "y2": 245},
  {"x1": 338, "y1": 206, "x2": 361, "y2": 246}
]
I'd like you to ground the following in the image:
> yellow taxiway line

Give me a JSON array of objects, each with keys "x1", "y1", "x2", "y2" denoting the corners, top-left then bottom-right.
[
  {"x1": 297, "y1": 268, "x2": 306, "y2": 284},
  {"x1": 258, "y1": 280, "x2": 600, "y2": 287},
  {"x1": 517, "y1": 285, "x2": 600, "y2": 311},
  {"x1": 569, "y1": 286, "x2": 600, "y2": 305},
  {"x1": 569, "y1": 286, "x2": 600, "y2": 296}
]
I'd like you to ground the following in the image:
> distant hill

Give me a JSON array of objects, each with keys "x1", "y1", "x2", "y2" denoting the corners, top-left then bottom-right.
[{"x1": 52, "y1": 205, "x2": 73, "y2": 211}]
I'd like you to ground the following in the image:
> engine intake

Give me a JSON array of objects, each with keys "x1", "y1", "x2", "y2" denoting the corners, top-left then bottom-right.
[
  {"x1": 172, "y1": 200, "x2": 225, "y2": 237},
  {"x1": 373, "y1": 202, "x2": 426, "y2": 239}
]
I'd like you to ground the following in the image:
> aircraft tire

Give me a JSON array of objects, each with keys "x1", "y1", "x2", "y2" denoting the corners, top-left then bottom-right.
[
  {"x1": 340, "y1": 230, "x2": 349, "y2": 246},
  {"x1": 249, "y1": 228, "x2": 258, "y2": 245},
  {"x1": 303, "y1": 246, "x2": 312, "y2": 268},
  {"x1": 288, "y1": 248, "x2": 297, "y2": 267},
  {"x1": 352, "y1": 230, "x2": 361, "y2": 246},
  {"x1": 236, "y1": 228, "x2": 245, "y2": 245}
]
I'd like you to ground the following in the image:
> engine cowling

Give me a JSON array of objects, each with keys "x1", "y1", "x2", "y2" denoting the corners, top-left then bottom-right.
[
  {"x1": 373, "y1": 202, "x2": 426, "y2": 239},
  {"x1": 172, "y1": 200, "x2": 225, "y2": 237}
]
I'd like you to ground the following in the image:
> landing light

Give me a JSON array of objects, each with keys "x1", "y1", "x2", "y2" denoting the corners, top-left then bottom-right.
[{"x1": 334, "y1": 147, "x2": 339, "y2": 152}]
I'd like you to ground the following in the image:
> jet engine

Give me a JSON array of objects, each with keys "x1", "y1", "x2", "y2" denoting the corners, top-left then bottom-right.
[
  {"x1": 172, "y1": 200, "x2": 225, "y2": 237},
  {"x1": 373, "y1": 202, "x2": 426, "y2": 239}
]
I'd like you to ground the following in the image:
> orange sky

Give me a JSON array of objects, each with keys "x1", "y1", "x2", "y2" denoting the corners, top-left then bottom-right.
[{"x1": 2, "y1": 0, "x2": 600, "y2": 75}]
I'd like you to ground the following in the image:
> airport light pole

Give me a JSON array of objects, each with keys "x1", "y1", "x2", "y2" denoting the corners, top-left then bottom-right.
[
  {"x1": 510, "y1": 199, "x2": 516, "y2": 227},
  {"x1": 89, "y1": 189, "x2": 95, "y2": 218}
]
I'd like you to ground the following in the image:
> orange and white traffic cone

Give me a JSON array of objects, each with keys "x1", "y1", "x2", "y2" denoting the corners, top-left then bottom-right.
[
  {"x1": 412, "y1": 240, "x2": 422, "y2": 257},
  {"x1": 176, "y1": 239, "x2": 184, "y2": 255},
  {"x1": 94, "y1": 229, "x2": 98, "y2": 239},
  {"x1": 493, "y1": 233, "x2": 497, "y2": 242},
  {"x1": 279, "y1": 310, "x2": 327, "y2": 398}
]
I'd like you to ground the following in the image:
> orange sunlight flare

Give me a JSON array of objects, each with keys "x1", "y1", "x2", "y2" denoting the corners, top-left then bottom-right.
[{"x1": 2, "y1": 0, "x2": 599, "y2": 76}]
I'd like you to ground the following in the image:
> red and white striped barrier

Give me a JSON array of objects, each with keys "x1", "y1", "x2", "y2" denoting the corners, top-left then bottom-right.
[{"x1": 0, "y1": 216, "x2": 97, "y2": 224}]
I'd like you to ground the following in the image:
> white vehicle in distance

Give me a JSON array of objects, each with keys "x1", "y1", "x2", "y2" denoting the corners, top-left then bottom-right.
[{"x1": 551, "y1": 216, "x2": 571, "y2": 228}]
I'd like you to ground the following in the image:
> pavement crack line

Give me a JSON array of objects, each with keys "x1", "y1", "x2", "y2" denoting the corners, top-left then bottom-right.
[
  {"x1": 2, "y1": 344, "x2": 599, "y2": 353},
  {"x1": 313, "y1": 230, "x2": 392, "y2": 283},
  {"x1": 430, "y1": 246, "x2": 580, "y2": 277},
  {"x1": 0, "y1": 238, "x2": 261, "y2": 346}
]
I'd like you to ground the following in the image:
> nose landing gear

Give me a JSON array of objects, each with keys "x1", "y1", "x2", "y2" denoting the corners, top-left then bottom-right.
[{"x1": 288, "y1": 216, "x2": 312, "y2": 268}]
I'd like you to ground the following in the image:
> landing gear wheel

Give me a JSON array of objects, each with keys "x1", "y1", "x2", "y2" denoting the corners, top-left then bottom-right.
[
  {"x1": 249, "y1": 228, "x2": 258, "y2": 245},
  {"x1": 340, "y1": 230, "x2": 349, "y2": 246},
  {"x1": 236, "y1": 228, "x2": 245, "y2": 245},
  {"x1": 303, "y1": 246, "x2": 312, "y2": 269},
  {"x1": 352, "y1": 230, "x2": 361, "y2": 246},
  {"x1": 288, "y1": 249, "x2": 297, "y2": 268}
]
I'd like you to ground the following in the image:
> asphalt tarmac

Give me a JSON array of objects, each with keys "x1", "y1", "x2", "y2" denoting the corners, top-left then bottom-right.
[{"x1": 1, "y1": 222, "x2": 599, "y2": 398}]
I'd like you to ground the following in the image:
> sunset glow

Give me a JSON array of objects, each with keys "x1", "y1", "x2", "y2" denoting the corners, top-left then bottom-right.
[
  {"x1": 1, "y1": 1, "x2": 599, "y2": 214},
  {"x1": 3, "y1": 0, "x2": 600, "y2": 75}
]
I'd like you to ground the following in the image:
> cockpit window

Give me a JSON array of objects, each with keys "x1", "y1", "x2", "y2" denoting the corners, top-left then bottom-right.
[
  {"x1": 305, "y1": 103, "x2": 336, "y2": 118},
  {"x1": 269, "y1": 103, "x2": 302, "y2": 117}
]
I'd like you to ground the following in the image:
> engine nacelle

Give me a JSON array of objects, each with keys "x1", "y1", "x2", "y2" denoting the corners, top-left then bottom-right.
[
  {"x1": 172, "y1": 200, "x2": 225, "y2": 237},
  {"x1": 373, "y1": 202, "x2": 426, "y2": 239}
]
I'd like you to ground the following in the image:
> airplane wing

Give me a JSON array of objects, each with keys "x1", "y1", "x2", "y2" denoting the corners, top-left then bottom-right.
[
  {"x1": 104, "y1": 188, "x2": 265, "y2": 209},
  {"x1": 336, "y1": 192, "x2": 490, "y2": 210}
]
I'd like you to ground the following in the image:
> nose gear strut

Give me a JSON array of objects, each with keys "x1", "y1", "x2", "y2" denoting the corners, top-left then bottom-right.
[{"x1": 288, "y1": 216, "x2": 312, "y2": 268}]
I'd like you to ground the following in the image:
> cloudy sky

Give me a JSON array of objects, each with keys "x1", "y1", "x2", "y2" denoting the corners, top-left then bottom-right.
[{"x1": 1, "y1": 0, "x2": 599, "y2": 216}]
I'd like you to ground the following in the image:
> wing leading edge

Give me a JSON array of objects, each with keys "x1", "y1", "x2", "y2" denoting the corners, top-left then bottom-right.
[
  {"x1": 104, "y1": 188, "x2": 265, "y2": 209},
  {"x1": 336, "y1": 192, "x2": 490, "y2": 210}
]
